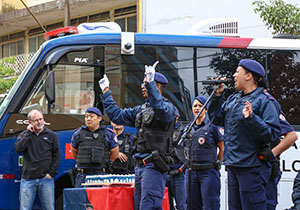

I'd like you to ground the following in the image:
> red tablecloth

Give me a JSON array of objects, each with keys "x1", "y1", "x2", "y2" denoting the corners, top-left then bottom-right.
[{"x1": 64, "y1": 186, "x2": 169, "y2": 210}]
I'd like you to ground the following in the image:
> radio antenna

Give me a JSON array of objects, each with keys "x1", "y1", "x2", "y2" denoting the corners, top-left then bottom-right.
[{"x1": 20, "y1": 0, "x2": 47, "y2": 33}]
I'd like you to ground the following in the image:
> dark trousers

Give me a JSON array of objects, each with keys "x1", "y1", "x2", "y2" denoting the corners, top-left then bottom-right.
[
  {"x1": 166, "y1": 172, "x2": 187, "y2": 210},
  {"x1": 134, "y1": 163, "x2": 167, "y2": 210},
  {"x1": 266, "y1": 170, "x2": 282, "y2": 210},
  {"x1": 227, "y1": 163, "x2": 271, "y2": 210},
  {"x1": 185, "y1": 168, "x2": 220, "y2": 210}
]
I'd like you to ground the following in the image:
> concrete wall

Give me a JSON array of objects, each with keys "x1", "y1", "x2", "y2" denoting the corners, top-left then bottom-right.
[
  {"x1": 0, "y1": 0, "x2": 27, "y2": 13},
  {"x1": 27, "y1": 0, "x2": 54, "y2": 7}
]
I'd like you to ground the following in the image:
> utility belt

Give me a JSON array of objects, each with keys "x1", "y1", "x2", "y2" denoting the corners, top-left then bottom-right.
[
  {"x1": 135, "y1": 150, "x2": 170, "y2": 173},
  {"x1": 191, "y1": 162, "x2": 221, "y2": 171},
  {"x1": 76, "y1": 168, "x2": 106, "y2": 175}
]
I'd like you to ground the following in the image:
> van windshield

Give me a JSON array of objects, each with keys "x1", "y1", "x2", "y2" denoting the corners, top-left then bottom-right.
[{"x1": 0, "y1": 48, "x2": 42, "y2": 119}]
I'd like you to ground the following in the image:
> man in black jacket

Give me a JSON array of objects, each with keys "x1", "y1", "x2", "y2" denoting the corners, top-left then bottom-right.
[{"x1": 15, "y1": 109, "x2": 60, "y2": 210}]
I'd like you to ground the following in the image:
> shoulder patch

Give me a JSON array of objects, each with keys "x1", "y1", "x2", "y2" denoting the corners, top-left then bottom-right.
[
  {"x1": 218, "y1": 127, "x2": 224, "y2": 136},
  {"x1": 263, "y1": 90, "x2": 275, "y2": 100},
  {"x1": 279, "y1": 113, "x2": 286, "y2": 121},
  {"x1": 114, "y1": 135, "x2": 118, "y2": 143},
  {"x1": 107, "y1": 128, "x2": 114, "y2": 132}
]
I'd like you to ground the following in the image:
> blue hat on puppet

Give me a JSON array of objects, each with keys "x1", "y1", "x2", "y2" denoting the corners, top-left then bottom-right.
[
  {"x1": 154, "y1": 72, "x2": 168, "y2": 85},
  {"x1": 194, "y1": 96, "x2": 207, "y2": 106},
  {"x1": 239, "y1": 59, "x2": 265, "y2": 77},
  {"x1": 86, "y1": 107, "x2": 102, "y2": 116}
]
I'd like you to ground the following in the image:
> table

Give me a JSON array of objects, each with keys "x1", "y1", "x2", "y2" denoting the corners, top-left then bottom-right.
[{"x1": 64, "y1": 186, "x2": 170, "y2": 210}]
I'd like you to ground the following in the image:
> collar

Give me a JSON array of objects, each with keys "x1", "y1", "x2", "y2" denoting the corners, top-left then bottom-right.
[
  {"x1": 82, "y1": 125, "x2": 102, "y2": 132},
  {"x1": 193, "y1": 115, "x2": 209, "y2": 128},
  {"x1": 239, "y1": 86, "x2": 263, "y2": 98}
]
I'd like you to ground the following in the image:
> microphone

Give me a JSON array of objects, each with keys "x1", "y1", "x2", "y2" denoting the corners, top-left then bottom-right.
[{"x1": 199, "y1": 79, "x2": 233, "y2": 85}]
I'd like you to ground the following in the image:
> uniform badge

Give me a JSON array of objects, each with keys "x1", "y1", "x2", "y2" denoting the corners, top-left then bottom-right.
[
  {"x1": 198, "y1": 137, "x2": 205, "y2": 145},
  {"x1": 114, "y1": 136, "x2": 118, "y2": 142},
  {"x1": 173, "y1": 133, "x2": 179, "y2": 141},
  {"x1": 93, "y1": 133, "x2": 99, "y2": 139},
  {"x1": 118, "y1": 140, "x2": 123, "y2": 145},
  {"x1": 219, "y1": 127, "x2": 224, "y2": 136},
  {"x1": 279, "y1": 113, "x2": 286, "y2": 121}
]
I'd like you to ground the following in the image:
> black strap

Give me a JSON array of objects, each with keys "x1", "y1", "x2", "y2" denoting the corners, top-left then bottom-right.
[
  {"x1": 191, "y1": 163, "x2": 215, "y2": 170},
  {"x1": 77, "y1": 168, "x2": 105, "y2": 174}
]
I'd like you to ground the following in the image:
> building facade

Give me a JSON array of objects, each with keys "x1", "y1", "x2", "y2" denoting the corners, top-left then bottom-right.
[{"x1": 0, "y1": 0, "x2": 139, "y2": 65}]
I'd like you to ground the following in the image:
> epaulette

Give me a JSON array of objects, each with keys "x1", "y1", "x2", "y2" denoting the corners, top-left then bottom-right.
[
  {"x1": 263, "y1": 89, "x2": 275, "y2": 100},
  {"x1": 107, "y1": 128, "x2": 114, "y2": 133}
]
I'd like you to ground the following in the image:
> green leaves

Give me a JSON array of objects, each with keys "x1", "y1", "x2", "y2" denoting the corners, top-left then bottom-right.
[
  {"x1": 0, "y1": 57, "x2": 17, "y2": 94},
  {"x1": 253, "y1": 0, "x2": 300, "y2": 35}
]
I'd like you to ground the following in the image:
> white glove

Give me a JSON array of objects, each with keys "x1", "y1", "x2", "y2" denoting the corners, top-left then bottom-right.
[
  {"x1": 145, "y1": 61, "x2": 159, "y2": 83},
  {"x1": 99, "y1": 74, "x2": 110, "y2": 91}
]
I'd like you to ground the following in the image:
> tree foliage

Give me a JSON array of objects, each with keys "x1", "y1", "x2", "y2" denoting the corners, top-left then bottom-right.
[
  {"x1": 253, "y1": 0, "x2": 300, "y2": 35},
  {"x1": 0, "y1": 57, "x2": 17, "y2": 94}
]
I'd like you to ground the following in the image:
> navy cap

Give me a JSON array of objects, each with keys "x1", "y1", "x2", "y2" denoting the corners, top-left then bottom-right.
[
  {"x1": 239, "y1": 59, "x2": 265, "y2": 77},
  {"x1": 86, "y1": 107, "x2": 102, "y2": 116},
  {"x1": 154, "y1": 72, "x2": 168, "y2": 85},
  {"x1": 194, "y1": 96, "x2": 207, "y2": 106}
]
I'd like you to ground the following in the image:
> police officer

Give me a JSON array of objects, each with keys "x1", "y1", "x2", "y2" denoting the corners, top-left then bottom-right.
[
  {"x1": 166, "y1": 108, "x2": 187, "y2": 210},
  {"x1": 99, "y1": 61, "x2": 176, "y2": 210},
  {"x1": 208, "y1": 59, "x2": 281, "y2": 210},
  {"x1": 184, "y1": 96, "x2": 224, "y2": 210},
  {"x1": 109, "y1": 122, "x2": 135, "y2": 174},
  {"x1": 262, "y1": 92, "x2": 298, "y2": 210},
  {"x1": 71, "y1": 107, "x2": 119, "y2": 188}
]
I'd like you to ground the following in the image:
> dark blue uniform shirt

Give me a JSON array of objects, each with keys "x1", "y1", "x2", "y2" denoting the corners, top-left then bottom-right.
[
  {"x1": 100, "y1": 81, "x2": 175, "y2": 127},
  {"x1": 100, "y1": 81, "x2": 176, "y2": 158},
  {"x1": 208, "y1": 86, "x2": 281, "y2": 167},
  {"x1": 264, "y1": 90, "x2": 294, "y2": 135}
]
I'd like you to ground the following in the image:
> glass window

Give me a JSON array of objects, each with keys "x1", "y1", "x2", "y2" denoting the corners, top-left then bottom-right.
[
  {"x1": 121, "y1": 45, "x2": 195, "y2": 122},
  {"x1": 3, "y1": 44, "x2": 9, "y2": 58},
  {"x1": 10, "y1": 42, "x2": 17, "y2": 56},
  {"x1": 115, "y1": 18, "x2": 125, "y2": 32},
  {"x1": 54, "y1": 64, "x2": 95, "y2": 114},
  {"x1": 17, "y1": 40, "x2": 24, "y2": 54},
  {"x1": 29, "y1": 37, "x2": 37, "y2": 53},
  {"x1": 20, "y1": 64, "x2": 95, "y2": 115},
  {"x1": 29, "y1": 36, "x2": 44, "y2": 53},
  {"x1": 127, "y1": 16, "x2": 136, "y2": 32},
  {"x1": 38, "y1": 36, "x2": 44, "y2": 47}
]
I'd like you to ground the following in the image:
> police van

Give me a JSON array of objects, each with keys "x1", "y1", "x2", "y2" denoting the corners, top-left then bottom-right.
[{"x1": 0, "y1": 22, "x2": 299, "y2": 209}]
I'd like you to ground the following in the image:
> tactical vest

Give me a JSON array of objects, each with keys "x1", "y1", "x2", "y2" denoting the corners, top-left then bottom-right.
[
  {"x1": 187, "y1": 122, "x2": 217, "y2": 164},
  {"x1": 171, "y1": 124, "x2": 186, "y2": 164},
  {"x1": 77, "y1": 127, "x2": 110, "y2": 168},
  {"x1": 112, "y1": 133, "x2": 134, "y2": 173},
  {"x1": 134, "y1": 102, "x2": 175, "y2": 161}
]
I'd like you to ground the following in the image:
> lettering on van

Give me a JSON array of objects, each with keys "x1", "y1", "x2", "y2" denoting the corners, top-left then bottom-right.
[
  {"x1": 74, "y1": 57, "x2": 88, "y2": 63},
  {"x1": 16, "y1": 119, "x2": 50, "y2": 126},
  {"x1": 282, "y1": 159, "x2": 300, "y2": 172}
]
